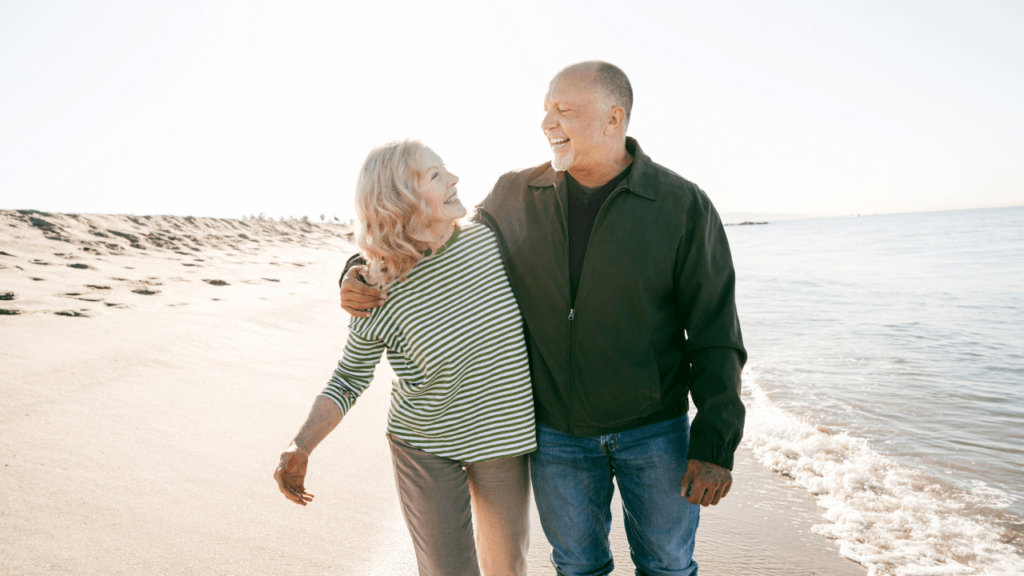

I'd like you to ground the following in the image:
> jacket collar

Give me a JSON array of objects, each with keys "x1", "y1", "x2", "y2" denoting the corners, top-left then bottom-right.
[{"x1": 527, "y1": 137, "x2": 657, "y2": 201}]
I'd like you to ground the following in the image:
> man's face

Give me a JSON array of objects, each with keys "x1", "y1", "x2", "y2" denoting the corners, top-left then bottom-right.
[{"x1": 541, "y1": 72, "x2": 607, "y2": 172}]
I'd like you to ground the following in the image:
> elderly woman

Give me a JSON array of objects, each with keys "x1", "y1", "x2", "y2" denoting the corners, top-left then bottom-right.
[{"x1": 273, "y1": 139, "x2": 535, "y2": 576}]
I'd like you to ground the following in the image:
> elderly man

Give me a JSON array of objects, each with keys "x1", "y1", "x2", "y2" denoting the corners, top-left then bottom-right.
[{"x1": 342, "y1": 61, "x2": 746, "y2": 576}]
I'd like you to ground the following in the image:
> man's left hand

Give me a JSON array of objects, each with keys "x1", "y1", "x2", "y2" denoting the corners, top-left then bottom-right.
[{"x1": 680, "y1": 459, "x2": 732, "y2": 506}]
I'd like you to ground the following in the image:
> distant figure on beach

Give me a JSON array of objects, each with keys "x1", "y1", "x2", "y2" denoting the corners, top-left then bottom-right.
[
  {"x1": 341, "y1": 61, "x2": 746, "y2": 575},
  {"x1": 275, "y1": 140, "x2": 535, "y2": 576}
]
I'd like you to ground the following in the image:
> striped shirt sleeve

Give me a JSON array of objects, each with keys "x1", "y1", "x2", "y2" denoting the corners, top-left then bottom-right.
[{"x1": 319, "y1": 326, "x2": 385, "y2": 416}]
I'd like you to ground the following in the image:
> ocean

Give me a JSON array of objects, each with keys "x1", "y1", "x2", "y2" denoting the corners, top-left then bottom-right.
[{"x1": 726, "y1": 206, "x2": 1024, "y2": 575}]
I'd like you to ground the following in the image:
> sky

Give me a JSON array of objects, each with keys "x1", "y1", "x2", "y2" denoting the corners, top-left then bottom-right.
[{"x1": 1, "y1": 0, "x2": 1022, "y2": 221}]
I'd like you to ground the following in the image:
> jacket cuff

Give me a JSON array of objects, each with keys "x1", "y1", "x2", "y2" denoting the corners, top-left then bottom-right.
[{"x1": 686, "y1": 432, "x2": 736, "y2": 471}]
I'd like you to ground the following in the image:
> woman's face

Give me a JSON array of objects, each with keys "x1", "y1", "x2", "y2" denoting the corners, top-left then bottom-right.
[{"x1": 417, "y1": 147, "x2": 466, "y2": 222}]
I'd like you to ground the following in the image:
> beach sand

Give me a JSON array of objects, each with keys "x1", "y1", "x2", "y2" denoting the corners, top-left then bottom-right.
[{"x1": 0, "y1": 210, "x2": 865, "y2": 575}]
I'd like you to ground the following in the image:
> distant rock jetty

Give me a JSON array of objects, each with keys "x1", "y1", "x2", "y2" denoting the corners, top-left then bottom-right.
[{"x1": 725, "y1": 221, "x2": 769, "y2": 226}]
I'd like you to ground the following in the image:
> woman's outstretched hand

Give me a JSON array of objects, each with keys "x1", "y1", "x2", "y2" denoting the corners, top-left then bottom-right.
[
  {"x1": 274, "y1": 444, "x2": 315, "y2": 506},
  {"x1": 275, "y1": 397, "x2": 343, "y2": 507}
]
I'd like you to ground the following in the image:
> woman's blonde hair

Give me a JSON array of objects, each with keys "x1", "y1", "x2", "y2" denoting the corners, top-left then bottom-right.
[{"x1": 354, "y1": 139, "x2": 444, "y2": 289}]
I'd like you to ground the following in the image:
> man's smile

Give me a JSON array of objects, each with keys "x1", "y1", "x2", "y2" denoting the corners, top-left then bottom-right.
[{"x1": 549, "y1": 137, "x2": 570, "y2": 150}]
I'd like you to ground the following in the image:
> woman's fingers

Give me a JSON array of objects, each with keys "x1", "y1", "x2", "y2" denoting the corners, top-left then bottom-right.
[
  {"x1": 286, "y1": 484, "x2": 314, "y2": 506},
  {"x1": 274, "y1": 451, "x2": 313, "y2": 505},
  {"x1": 279, "y1": 476, "x2": 309, "y2": 505},
  {"x1": 274, "y1": 467, "x2": 297, "y2": 502}
]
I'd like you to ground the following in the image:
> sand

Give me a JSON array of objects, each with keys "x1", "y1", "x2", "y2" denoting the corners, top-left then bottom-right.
[{"x1": 0, "y1": 210, "x2": 865, "y2": 575}]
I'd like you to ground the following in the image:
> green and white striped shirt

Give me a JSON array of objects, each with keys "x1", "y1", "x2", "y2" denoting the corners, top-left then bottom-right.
[{"x1": 320, "y1": 223, "x2": 536, "y2": 462}]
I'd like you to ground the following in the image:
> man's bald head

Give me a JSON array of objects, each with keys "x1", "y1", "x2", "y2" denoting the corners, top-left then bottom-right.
[
  {"x1": 555, "y1": 60, "x2": 633, "y2": 129},
  {"x1": 541, "y1": 60, "x2": 635, "y2": 182}
]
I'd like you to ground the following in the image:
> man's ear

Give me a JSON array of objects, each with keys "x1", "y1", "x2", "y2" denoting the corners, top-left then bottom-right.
[{"x1": 605, "y1": 105, "x2": 626, "y2": 135}]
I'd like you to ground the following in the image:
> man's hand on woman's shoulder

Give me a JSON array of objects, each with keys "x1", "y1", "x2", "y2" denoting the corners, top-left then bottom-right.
[{"x1": 340, "y1": 265, "x2": 387, "y2": 318}]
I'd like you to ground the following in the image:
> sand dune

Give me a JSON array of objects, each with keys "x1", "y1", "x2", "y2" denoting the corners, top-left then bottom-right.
[
  {"x1": 0, "y1": 209, "x2": 353, "y2": 318},
  {"x1": 0, "y1": 210, "x2": 864, "y2": 575}
]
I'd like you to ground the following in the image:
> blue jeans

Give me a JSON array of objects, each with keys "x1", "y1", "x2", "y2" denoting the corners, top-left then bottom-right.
[{"x1": 530, "y1": 414, "x2": 699, "y2": 576}]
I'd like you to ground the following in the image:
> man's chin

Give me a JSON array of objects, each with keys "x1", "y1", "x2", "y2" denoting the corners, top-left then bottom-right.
[{"x1": 551, "y1": 151, "x2": 573, "y2": 172}]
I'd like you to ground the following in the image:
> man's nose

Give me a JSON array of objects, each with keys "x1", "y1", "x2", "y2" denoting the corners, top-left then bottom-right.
[{"x1": 540, "y1": 108, "x2": 557, "y2": 132}]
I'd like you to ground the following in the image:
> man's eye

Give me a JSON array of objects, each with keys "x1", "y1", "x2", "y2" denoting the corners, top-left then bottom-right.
[{"x1": 559, "y1": 108, "x2": 569, "y2": 113}]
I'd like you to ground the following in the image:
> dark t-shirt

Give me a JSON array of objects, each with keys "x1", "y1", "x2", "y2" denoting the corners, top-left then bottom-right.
[{"x1": 566, "y1": 164, "x2": 632, "y2": 303}]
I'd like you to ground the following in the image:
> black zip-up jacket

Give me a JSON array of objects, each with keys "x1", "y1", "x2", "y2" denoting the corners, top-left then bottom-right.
[
  {"x1": 343, "y1": 138, "x2": 746, "y2": 469},
  {"x1": 477, "y1": 138, "x2": 746, "y2": 469}
]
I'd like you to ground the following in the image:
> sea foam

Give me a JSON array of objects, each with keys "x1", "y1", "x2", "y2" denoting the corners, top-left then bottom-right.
[{"x1": 742, "y1": 363, "x2": 1024, "y2": 576}]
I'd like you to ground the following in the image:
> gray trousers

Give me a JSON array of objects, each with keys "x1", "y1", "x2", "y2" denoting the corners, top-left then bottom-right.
[{"x1": 387, "y1": 435, "x2": 530, "y2": 576}]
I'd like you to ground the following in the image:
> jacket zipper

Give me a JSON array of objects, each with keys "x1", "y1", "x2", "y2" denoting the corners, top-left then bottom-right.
[
  {"x1": 561, "y1": 180, "x2": 628, "y2": 434},
  {"x1": 552, "y1": 186, "x2": 575, "y2": 433}
]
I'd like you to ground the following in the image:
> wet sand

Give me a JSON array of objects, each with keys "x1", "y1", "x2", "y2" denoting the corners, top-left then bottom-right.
[{"x1": 0, "y1": 210, "x2": 865, "y2": 575}]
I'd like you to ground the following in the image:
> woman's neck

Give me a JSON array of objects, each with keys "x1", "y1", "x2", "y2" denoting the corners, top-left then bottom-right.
[{"x1": 425, "y1": 219, "x2": 457, "y2": 250}]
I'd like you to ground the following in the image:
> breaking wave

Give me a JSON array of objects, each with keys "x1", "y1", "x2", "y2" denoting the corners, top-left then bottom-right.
[{"x1": 742, "y1": 364, "x2": 1024, "y2": 576}]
